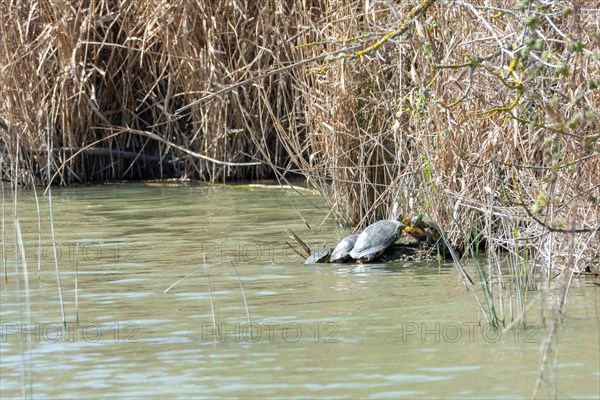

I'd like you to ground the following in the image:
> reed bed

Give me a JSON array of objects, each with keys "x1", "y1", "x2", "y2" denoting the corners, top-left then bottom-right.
[
  {"x1": 290, "y1": 2, "x2": 599, "y2": 395},
  {"x1": 2, "y1": 0, "x2": 597, "y2": 287},
  {"x1": 1, "y1": 0, "x2": 599, "y2": 395},
  {"x1": 1, "y1": 0, "x2": 305, "y2": 183},
  {"x1": 295, "y1": 3, "x2": 599, "y2": 266},
  {"x1": 295, "y1": 0, "x2": 598, "y2": 251}
]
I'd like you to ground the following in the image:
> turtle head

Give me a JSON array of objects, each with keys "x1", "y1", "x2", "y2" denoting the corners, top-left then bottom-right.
[
  {"x1": 392, "y1": 215, "x2": 406, "y2": 235},
  {"x1": 405, "y1": 226, "x2": 427, "y2": 241},
  {"x1": 410, "y1": 215, "x2": 423, "y2": 227}
]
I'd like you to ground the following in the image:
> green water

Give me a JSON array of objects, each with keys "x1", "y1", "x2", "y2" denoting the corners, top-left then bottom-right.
[{"x1": 1, "y1": 183, "x2": 599, "y2": 399}]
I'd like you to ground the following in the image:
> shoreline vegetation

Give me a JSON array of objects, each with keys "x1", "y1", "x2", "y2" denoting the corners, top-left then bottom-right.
[{"x1": 1, "y1": 1, "x2": 598, "y2": 396}]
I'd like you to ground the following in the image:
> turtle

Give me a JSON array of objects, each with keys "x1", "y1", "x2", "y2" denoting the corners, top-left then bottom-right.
[
  {"x1": 304, "y1": 249, "x2": 331, "y2": 264},
  {"x1": 329, "y1": 234, "x2": 359, "y2": 263},
  {"x1": 404, "y1": 215, "x2": 441, "y2": 244},
  {"x1": 349, "y1": 216, "x2": 405, "y2": 262},
  {"x1": 401, "y1": 216, "x2": 414, "y2": 227}
]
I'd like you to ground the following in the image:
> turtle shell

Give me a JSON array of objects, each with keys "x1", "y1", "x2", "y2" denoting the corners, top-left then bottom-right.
[
  {"x1": 329, "y1": 234, "x2": 359, "y2": 263},
  {"x1": 349, "y1": 219, "x2": 405, "y2": 262},
  {"x1": 304, "y1": 249, "x2": 330, "y2": 264}
]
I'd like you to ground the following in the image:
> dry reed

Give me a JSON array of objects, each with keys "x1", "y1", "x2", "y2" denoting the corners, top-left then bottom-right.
[
  {"x1": 1, "y1": 2, "x2": 597, "y2": 276},
  {"x1": 2, "y1": 0, "x2": 599, "y2": 395},
  {"x1": 2, "y1": 0, "x2": 597, "y2": 281},
  {"x1": 1, "y1": 0, "x2": 305, "y2": 183},
  {"x1": 289, "y1": 2, "x2": 598, "y2": 395}
]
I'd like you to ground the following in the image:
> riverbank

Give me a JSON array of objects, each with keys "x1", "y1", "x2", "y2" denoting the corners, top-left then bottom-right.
[{"x1": 2, "y1": 3, "x2": 599, "y2": 392}]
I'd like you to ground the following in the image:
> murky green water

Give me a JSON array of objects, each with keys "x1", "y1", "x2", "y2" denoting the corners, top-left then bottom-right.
[{"x1": 1, "y1": 183, "x2": 599, "y2": 399}]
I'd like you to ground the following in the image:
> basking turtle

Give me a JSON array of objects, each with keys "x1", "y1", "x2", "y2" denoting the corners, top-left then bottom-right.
[
  {"x1": 404, "y1": 215, "x2": 441, "y2": 244},
  {"x1": 329, "y1": 234, "x2": 359, "y2": 263},
  {"x1": 304, "y1": 249, "x2": 331, "y2": 264},
  {"x1": 349, "y1": 216, "x2": 405, "y2": 262}
]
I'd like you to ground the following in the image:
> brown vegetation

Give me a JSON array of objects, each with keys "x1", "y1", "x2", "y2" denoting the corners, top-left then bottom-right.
[
  {"x1": 2, "y1": 1, "x2": 598, "y2": 257},
  {"x1": 2, "y1": 1, "x2": 599, "y2": 393},
  {"x1": 1, "y1": 0, "x2": 304, "y2": 183}
]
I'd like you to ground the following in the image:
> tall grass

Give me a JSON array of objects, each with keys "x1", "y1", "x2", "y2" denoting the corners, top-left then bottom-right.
[
  {"x1": 294, "y1": 1, "x2": 599, "y2": 281},
  {"x1": 288, "y1": 1, "x2": 599, "y2": 394},
  {"x1": 2, "y1": 0, "x2": 597, "y2": 310},
  {"x1": 1, "y1": 0, "x2": 305, "y2": 183},
  {"x1": 1, "y1": 0, "x2": 598, "y2": 395}
]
